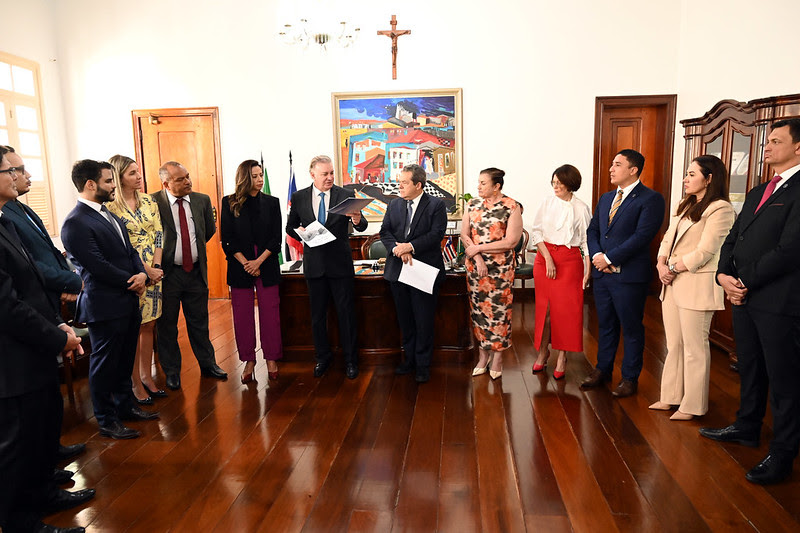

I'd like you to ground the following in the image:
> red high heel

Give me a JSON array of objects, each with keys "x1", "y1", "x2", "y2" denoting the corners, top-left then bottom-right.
[{"x1": 553, "y1": 369, "x2": 566, "y2": 380}]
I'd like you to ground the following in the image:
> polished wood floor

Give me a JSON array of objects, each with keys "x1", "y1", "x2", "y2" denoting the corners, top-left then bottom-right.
[{"x1": 51, "y1": 295, "x2": 800, "y2": 532}]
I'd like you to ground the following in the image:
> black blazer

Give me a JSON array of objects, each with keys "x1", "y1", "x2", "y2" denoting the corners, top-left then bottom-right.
[
  {"x1": 1, "y1": 200, "x2": 82, "y2": 305},
  {"x1": 0, "y1": 218, "x2": 67, "y2": 398},
  {"x1": 61, "y1": 202, "x2": 145, "y2": 323},
  {"x1": 380, "y1": 193, "x2": 448, "y2": 283},
  {"x1": 285, "y1": 184, "x2": 367, "y2": 279},
  {"x1": 151, "y1": 190, "x2": 216, "y2": 286},
  {"x1": 220, "y1": 192, "x2": 282, "y2": 288},
  {"x1": 717, "y1": 168, "x2": 800, "y2": 316}
]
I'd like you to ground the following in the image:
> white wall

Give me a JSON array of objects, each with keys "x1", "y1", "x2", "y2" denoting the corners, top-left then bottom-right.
[{"x1": 4, "y1": 0, "x2": 800, "y2": 235}]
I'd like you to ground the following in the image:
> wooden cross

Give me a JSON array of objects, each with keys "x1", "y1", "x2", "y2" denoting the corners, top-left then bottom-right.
[{"x1": 377, "y1": 15, "x2": 411, "y2": 80}]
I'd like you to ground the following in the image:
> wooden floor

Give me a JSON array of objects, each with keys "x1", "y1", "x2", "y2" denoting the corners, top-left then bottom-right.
[{"x1": 51, "y1": 295, "x2": 800, "y2": 532}]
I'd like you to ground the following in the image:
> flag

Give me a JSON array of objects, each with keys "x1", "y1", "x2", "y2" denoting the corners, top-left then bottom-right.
[
  {"x1": 286, "y1": 151, "x2": 304, "y2": 261},
  {"x1": 260, "y1": 152, "x2": 283, "y2": 264},
  {"x1": 442, "y1": 235, "x2": 458, "y2": 265}
]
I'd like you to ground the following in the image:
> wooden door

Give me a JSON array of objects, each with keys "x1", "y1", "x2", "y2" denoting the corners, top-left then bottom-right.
[
  {"x1": 131, "y1": 108, "x2": 227, "y2": 299},
  {"x1": 593, "y1": 95, "x2": 677, "y2": 293}
]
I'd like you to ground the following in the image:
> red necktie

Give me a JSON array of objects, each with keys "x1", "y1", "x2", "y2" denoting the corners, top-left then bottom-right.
[
  {"x1": 177, "y1": 198, "x2": 193, "y2": 272},
  {"x1": 755, "y1": 175, "x2": 782, "y2": 213}
]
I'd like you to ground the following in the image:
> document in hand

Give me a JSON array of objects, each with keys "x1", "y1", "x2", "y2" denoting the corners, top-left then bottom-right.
[
  {"x1": 295, "y1": 221, "x2": 336, "y2": 248},
  {"x1": 397, "y1": 258, "x2": 440, "y2": 295},
  {"x1": 327, "y1": 196, "x2": 373, "y2": 216}
]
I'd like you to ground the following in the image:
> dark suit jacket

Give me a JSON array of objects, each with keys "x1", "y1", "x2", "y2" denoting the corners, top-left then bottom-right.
[
  {"x1": 61, "y1": 202, "x2": 145, "y2": 323},
  {"x1": 1, "y1": 200, "x2": 82, "y2": 303},
  {"x1": 587, "y1": 182, "x2": 665, "y2": 283},
  {"x1": 220, "y1": 192, "x2": 282, "y2": 288},
  {"x1": 380, "y1": 193, "x2": 448, "y2": 283},
  {"x1": 0, "y1": 217, "x2": 67, "y2": 399},
  {"x1": 285, "y1": 184, "x2": 367, "y2": 279},
  {"x1": 151, "y1": 190, "x2": 216, "y2": 286},
  {"x1": 717, "y1": 169, "x2": 800, "y2": 316}
]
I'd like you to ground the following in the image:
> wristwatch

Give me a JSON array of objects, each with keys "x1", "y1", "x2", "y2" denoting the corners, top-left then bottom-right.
[{"x1": 668, "y1": 263, "x2": 677, "y2": 273}]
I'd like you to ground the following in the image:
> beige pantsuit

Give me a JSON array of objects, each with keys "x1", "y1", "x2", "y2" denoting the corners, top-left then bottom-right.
[{"x1": 658, "y1": 200, "x2": 735, "y2": 416}]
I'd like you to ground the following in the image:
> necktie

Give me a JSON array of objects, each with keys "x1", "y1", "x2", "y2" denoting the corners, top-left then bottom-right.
[
  {"x1": 755, "y1": 175, "x2": 782, "y2": 213},
  {"x1": 404, "y1": 200, "x2": 413, "y2": 238},
  {"x1": 318, "y1": 192, "x2": 326, "y2": 225},
  {"x1": 100, "y1": 205, "x2": 125, "y2": 243},
  {"x1": 608, "y1": 189, "x2": 624, "y2": 224},
  {"x1": 177, "y1": 198, "x2": 193, "y2": 272},
  {"x1": 20, "y1": 203, "x2": 46, "y2": 238}
]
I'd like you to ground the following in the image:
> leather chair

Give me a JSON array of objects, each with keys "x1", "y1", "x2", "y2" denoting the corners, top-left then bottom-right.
[{"x1": 360, "y1": 233, "x2": 388, "y2": 259}]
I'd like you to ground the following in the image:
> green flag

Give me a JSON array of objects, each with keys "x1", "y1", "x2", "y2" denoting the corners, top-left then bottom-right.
[{"x1": 260, "y1": 152, "x2": 282, "y2": 264}]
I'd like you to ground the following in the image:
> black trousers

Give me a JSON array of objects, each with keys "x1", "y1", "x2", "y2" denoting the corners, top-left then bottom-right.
[
  {"x1": 0, "y1": 385, "x2": 61, "y2": 532},
  {"x1": 733, "y1": 305, "x2": 800, "y2": 458},
  {"x1": 306, "y1": 275, "x2": 358, "y2": 365},
  {"x1": 88, "y1": 312, "x2": 139, "y2": 427},
  {"x1": 390, "y1": 280, "x2": 440, "y2": 369},
  {"x1": 157, "y1": 268, "x2": 217, "y2": 376}
]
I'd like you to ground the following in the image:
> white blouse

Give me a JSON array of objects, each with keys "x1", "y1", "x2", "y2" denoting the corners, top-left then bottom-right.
[{"x1": 531, "y1": 194, "x2": 591, "y2": 257}]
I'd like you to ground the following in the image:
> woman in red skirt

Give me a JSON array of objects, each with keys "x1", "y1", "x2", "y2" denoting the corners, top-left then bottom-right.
[{"x1": 531, "y1": 165, "x2": 591, "y2": 379}]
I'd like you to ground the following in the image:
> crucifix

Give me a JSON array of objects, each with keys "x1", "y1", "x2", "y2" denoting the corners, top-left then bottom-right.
[{"x1": 377, "y1": 15, "x2": 411, "y2": 80}]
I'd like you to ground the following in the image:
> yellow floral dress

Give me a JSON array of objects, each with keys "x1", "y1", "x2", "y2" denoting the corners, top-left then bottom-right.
[
  {"x1": 465, "y1": 195, "x2": 518, "y2": 351},
  {"x1": 106, "y1": 194, "x2": 163, "y2": 323}
]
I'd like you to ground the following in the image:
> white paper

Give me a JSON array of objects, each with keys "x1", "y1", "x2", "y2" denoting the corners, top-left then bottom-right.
[
  {"x1": 397, "y1": 258, "x2": 440, "y2": 294},
  {"x1": 295, "y1": 221, "x2": 336, "y2": 248}
]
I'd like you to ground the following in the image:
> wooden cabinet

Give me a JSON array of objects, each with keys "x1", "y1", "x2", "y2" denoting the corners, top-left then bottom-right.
[{"x1": 681, "y1": 93, "x2": 800, "y2": 366}]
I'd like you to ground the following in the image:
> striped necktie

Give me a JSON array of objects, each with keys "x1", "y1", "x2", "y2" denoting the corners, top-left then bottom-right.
[{"x1": 608, "y1": 189, "x2": 624, "y2": 224}]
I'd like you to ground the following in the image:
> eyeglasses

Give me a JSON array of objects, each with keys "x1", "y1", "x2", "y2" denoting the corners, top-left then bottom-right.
[
  {"x1": 0, "y1": 167, "x2": 17, "y2": 176},
  {"x1": 10, "y1": 166, "x2": 24, "y2": 175}
]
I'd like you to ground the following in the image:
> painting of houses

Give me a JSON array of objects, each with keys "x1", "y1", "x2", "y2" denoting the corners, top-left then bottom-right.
[{"x1": 332, "y1": 89, "x2": 463, "y2": 221}]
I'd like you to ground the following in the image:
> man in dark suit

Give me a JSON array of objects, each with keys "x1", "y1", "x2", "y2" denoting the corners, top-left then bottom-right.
[
  {"x1": 286, "y1": 155, "x2": 368, "y2": 379},
  {"x1": 700, "y1": 118, "x2": 800, "y2": 485},
  {"x1": 62, "y1": 159, "x2": 158, "y2": 440},
  {"x1": 0, "y1": 145, "x2": 87, "y2": 476},
  {"x1": 152, "y1": 161, "x2": 227, "y2": 390},
  {"x1": 380, "y1": 163, "x2": 447, "y2": 383},
  {"x1": 583, "y1": 149, "x2": 665, "y2": 397},
  {"x1": 0, "y1": 148, "x2": 90, "y2": 533}
]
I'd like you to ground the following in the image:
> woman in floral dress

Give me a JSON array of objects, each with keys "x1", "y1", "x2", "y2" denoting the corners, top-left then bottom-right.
[
  {"x1": 107, "y1": 155, "x2": 166, "y2": 404},
  {"x1": 461, "y1": 167, "x2": 523, "y2": 379}
]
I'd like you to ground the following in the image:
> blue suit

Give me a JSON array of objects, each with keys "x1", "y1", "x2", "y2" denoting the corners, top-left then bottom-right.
[
  {"x1": 587, "y1": 182, "x2": 664, "y2": 381},
  {"x1": 61, "y1": 201, "x2": 145, "y2": 427},
  {"x1": 380, "y1": 193, "x2": 447, "y2": 371}
]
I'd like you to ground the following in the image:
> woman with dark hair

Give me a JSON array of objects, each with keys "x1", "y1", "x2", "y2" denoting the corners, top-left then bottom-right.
[
  {"x1": 461, "y1": 167, "x2": 523, "y2": 379},
  {"x1": 530, "y1": 164, "x2": 591, "y2": 380},
  {"x1": 650, "y1": 154, "x2": 735, "y2": 420},
  {"x1": 107, "y1": 155, "x2": 166, "y2": 404},
  {"x1": 220, "y1": 159, "x2": 283, "y2": 383}
]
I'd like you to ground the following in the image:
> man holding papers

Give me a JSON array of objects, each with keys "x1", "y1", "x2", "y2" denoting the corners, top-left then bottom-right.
[
  {"x1": 286, "y1": 155, "x2": 367, "y2": 379},
  {"x1": 380, "y1": 164, "x2": 447, "y2": 383}
]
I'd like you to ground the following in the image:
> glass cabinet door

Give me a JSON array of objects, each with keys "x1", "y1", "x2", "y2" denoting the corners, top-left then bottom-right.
[{"x1": 729, "y1": 130, "x2": 751, "y2": 213}]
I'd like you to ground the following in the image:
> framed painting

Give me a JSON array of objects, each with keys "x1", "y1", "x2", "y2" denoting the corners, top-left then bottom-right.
[{"x1": 331, "y1": 88, "x2": 463, "y2": 221}]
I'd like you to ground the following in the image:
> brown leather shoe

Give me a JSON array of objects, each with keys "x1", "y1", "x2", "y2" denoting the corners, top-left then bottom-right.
[
  {"x1": 581, "y1": 368, "x2": 610, "y2": 388},
  {"x1": 612, "y1": 379, "x2": 637, "y2": 398}
]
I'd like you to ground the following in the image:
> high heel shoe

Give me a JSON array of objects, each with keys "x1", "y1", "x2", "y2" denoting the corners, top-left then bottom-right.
[
  {"x1": 532, "y1": 361, "x2": 547, "y2": 373},
  {"x1": 489, "y1": 369, "x2": 502, "y2": 380},
  {"x1": 241, "y1": 372, "x2": 255, "y2": 384},
  {"x1": 472, "y1": 354, "x2": 493, "y2": 377},
  {"x1": 142, "y1": 384, "x2": 168, "y2": 398},
  {"x1": 268, "y1": 371, "x2": 278, "y2": 381},
  {"x1": 553, "y1": 369, "x2": 565, "y2": 380},
  {"x1": 670, "y1": 411, "x2": 694, "y2": 421}
]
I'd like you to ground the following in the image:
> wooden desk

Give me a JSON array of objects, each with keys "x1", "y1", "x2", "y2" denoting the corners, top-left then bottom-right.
[{"x1": 279, "y1": 270, "x2": 474, "y2": 361}]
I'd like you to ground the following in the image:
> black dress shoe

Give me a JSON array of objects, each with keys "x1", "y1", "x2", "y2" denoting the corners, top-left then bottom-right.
[
  {"x1": 746, "y1": 454, "x2": 793, "y2": 485},
  {"x1": 135, "y1": 395, "x2": 154, "y2": 406},
  {"x1": 53, "y1": 468, "x2": 75, "y2": 485},
  {"x1": 34, "y1": 521, "x2": 86, "y2": 533},
  {"x1": 581, "y1": 368, "x2": 611, "y2": 388},
  {"x1": 56, "y1": 442, "x2": 86, "y2": 461},
  {"x1": 165, "y1": 373, "x2": 181, "y2": 390},
  {"x1": 395, "y1": 361, "x2": 414, "y2": 375},
  {"x1": 698, "y1": 424, "x2": 759, "y2": 447},
  {"x1": 415, "y1": 367, "x2": 431, "y2": 383},
  {"x1": 200, "y1": 364, "x2": 228, "y2": 380},
  {"x1": 143, "y1": 384, "x2": 168, "y2": 398},
  {"x1": 612, "y1": 379, "x2": 638, "y2": 398},
  {"x1": 313, "y1": 362, "x2": 330, "y2": 378},
  {"x1": 98, "y1": 421, "x2": 140, "y2": 440},
  {"x1": 44, "y1": 488, "x2": 96, "y2": 513},
  {"x1": 345, "y1": 363, "x2": 359, "y2": 379},
  {"x1": 120, "y1": 406, "x2": 160, "y2": 421}
]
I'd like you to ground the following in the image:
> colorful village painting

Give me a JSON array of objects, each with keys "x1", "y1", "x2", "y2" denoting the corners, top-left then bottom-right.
[{"x1": 332, "y1": 89, "x2": 463, "y2": 220}]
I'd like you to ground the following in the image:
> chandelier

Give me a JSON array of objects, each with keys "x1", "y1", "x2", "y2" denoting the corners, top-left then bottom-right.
[{"x1": 279, "y1": 17, "x2": 361, "y2": 50}]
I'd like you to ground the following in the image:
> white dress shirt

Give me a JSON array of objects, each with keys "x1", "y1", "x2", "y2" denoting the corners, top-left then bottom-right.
[{"x1": 79, "y1": 198, "x2": 125, "y2": 243}]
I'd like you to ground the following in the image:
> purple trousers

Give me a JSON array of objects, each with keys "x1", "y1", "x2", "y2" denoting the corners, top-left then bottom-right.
[{"x1": 230, "y1": 279, "x2": 283, "y2": 361}]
